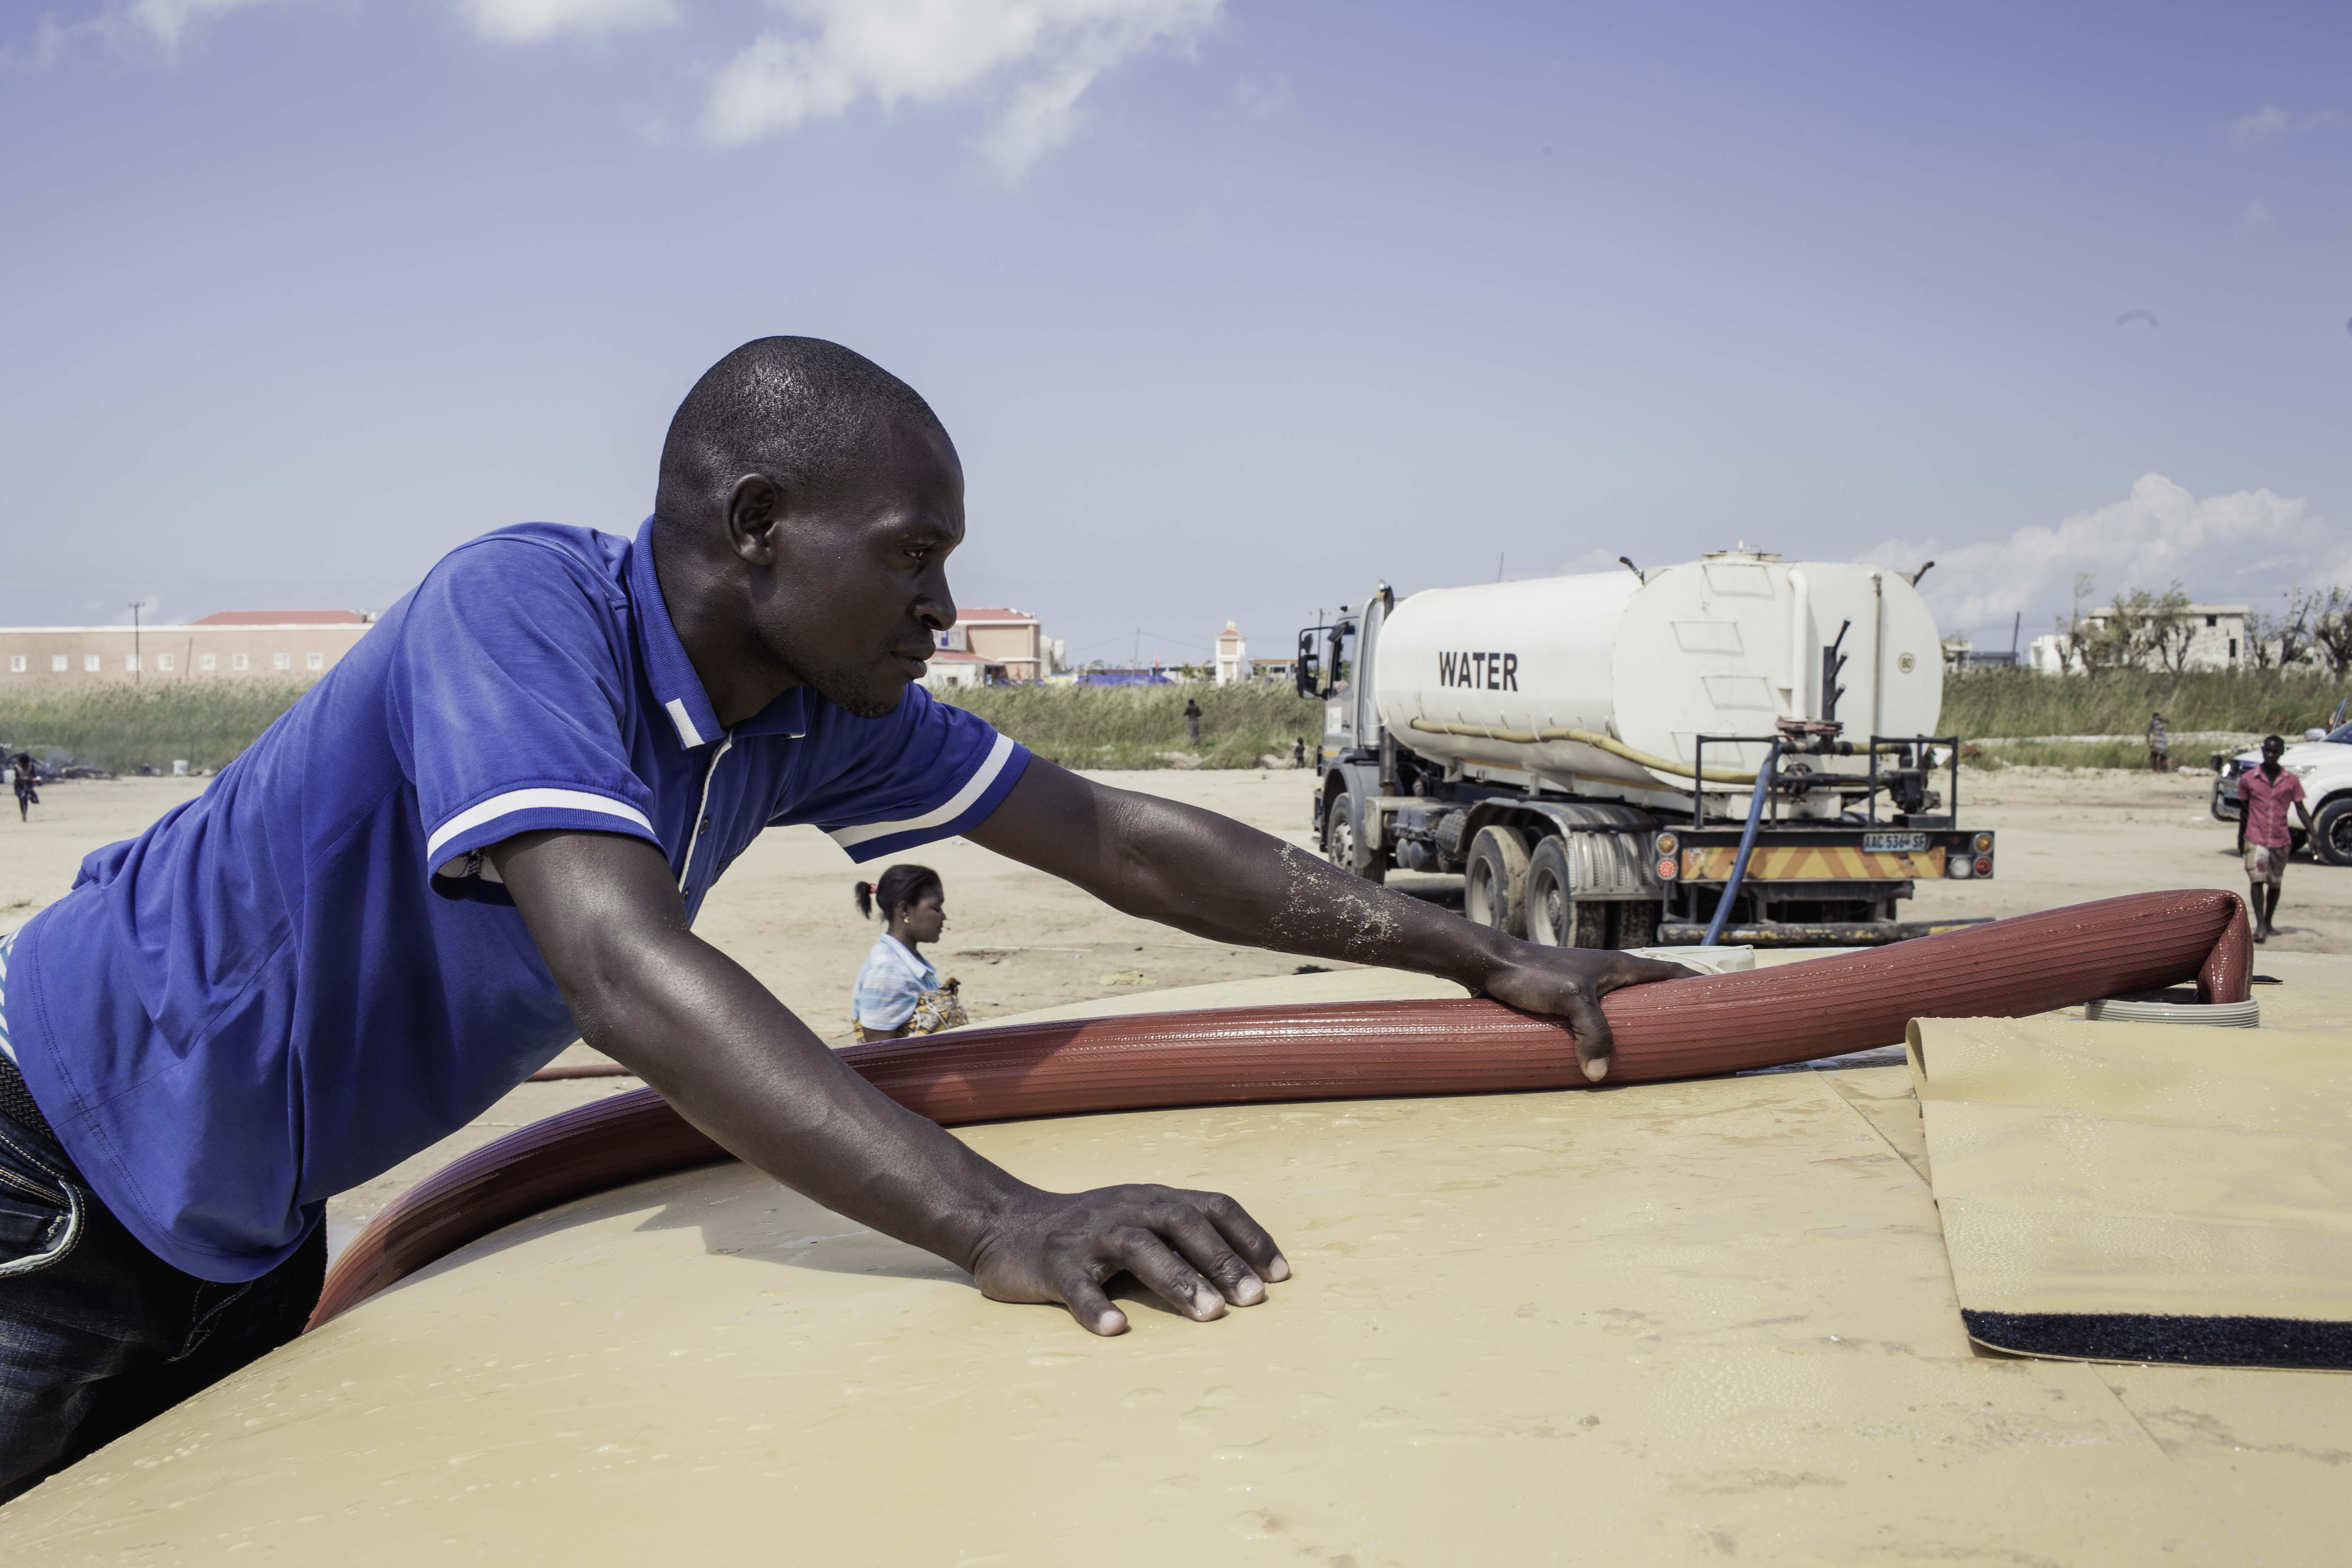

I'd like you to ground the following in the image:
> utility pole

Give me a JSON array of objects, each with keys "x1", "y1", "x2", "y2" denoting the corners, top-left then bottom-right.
[{"x1": 130, "y1": 600, "x2": 142, "y2": 685}]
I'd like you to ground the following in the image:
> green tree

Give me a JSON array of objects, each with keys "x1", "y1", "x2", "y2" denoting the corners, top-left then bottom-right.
[
  {"x1": 2311, "y1": 586, "x2": 2352, "y2": 677},
  {"x1": 2246, "y1": 587, "x2": 2316, "y2": 671},
  {"x1": 2050, "y1": 572, "x2": 2097, "y2": 674},
  {"x1": 2140, "y1": 583, "x2": 2196, "y2": 675}
]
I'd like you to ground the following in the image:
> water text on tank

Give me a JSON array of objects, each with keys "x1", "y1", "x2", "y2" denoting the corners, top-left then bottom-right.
[{"x1": 1437, "y1": 651, "x2": 1520, "y2": 691}]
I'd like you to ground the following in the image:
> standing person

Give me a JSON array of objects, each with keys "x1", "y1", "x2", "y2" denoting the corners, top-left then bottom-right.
[
  {"x1": 851, "y1": 864, "x2": 963, "y2": 1040},
  {"x1": 2237, "y1": 733, "x2": 2315, "y2": 944},
  {"x1": 0, "y1": 337, "x2": 1682, "y2": 1498},
  {"x1": 10, "y1": 752, "x2": 37, "y2": 822},
  {"x1": 1183, "y1": 696, "x2": 1203, "y2": 746},
  {"x1": 2146, "y1": 712, "x2": 2170, "y2": 773}
]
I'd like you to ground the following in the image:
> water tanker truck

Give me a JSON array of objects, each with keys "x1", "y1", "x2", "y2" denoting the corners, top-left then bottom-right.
[{"x1": 1300, "y1": 549, "x2": 1996, "y2": 947}]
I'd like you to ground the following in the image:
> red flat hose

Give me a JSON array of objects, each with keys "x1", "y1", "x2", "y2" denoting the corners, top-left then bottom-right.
[{"x1": 308, "y1": 889, "x2": 2249, "y2": 1328}]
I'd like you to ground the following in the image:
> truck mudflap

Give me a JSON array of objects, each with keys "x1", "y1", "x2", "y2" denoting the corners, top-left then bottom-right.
[{"x1": 1657, "y1": 918, "x2": 1996, "y2": 947}]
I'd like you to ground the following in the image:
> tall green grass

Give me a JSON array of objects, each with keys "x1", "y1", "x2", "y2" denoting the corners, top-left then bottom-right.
[
  {"x1": 942, "y1": 683, "x2": 1323, "y2": 769},
  {"x1": 0, "y1": 679, "x2": 1323, "y2": 776},
  {"x1": 1941, "y1": 668, "x2": 2343, "y2": 739},
  {"x1": 14, "y1": 668, "x2": 2331, "y2": 779},
  {"x1": 0, "y1": 683, "x2": 308, "y2": 774}
]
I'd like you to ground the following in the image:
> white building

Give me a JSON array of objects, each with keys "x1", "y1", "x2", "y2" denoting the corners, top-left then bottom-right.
[
  {"x1": 2027, "y1": 603, "x2": 2249, "y2": 674},
  {"x1": 918, "y1": 650, "x2": 1006, "y2": 690},
  {"x1": 1213, "y1": 621, "x2": 1248, "y2": 686}
]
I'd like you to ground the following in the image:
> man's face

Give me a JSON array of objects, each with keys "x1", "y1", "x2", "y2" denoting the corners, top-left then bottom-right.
[
  {"x1": 744, "y1": 418, "x2": 965, "y2": 719},
  {"x1": 2262, "y1": 737, "x2": 2285, "y2": 764}
]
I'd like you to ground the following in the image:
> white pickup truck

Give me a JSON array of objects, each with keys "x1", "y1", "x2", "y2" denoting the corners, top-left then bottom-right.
[{"x1": 2211, "y1": 721, "x2": 2352, "y2": 865}]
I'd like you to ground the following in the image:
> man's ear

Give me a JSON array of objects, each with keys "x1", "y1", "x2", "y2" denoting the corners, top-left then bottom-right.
[{"x1": 724, "y1": 474, "x2": 782, "y2": 566}]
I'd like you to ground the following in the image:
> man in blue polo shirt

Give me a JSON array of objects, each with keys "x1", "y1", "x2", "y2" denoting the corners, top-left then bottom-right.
[{"x1": 0, "y1": 337, "x2": 1682, "y2": 1496}]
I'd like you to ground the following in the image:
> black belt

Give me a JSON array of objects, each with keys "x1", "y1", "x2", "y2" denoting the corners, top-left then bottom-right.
[{"x1": 0, "y1": 1051, "x2": 54, "y2": 1143}]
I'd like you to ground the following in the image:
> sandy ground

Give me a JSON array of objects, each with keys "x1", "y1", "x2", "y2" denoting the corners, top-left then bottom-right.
[{"x1": 0, "y1": 764, "x2": 2342, "y2": 1243}]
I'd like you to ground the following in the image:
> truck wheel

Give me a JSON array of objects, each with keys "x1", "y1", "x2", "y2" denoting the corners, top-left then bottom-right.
[
  {"x1": 1523, "y1": 836, "x2": 1603, "y2": 946},
  {"x1": 1326, "y1": 792, "x2": 1386, "y2": 883},
  {"x1": 1464, "y1": 825, "x2": 1531, "y2": 936},
  {"x1": 2313, "y1": 798, "x2": 2352, "y2": 867},
  {"x1": 1525, "y1": 837, "x2": 1571, "y2": 945}
]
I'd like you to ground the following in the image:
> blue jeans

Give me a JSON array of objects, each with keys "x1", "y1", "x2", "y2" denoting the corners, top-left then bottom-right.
[{"x1": 0, "y1": 1101, "x2": 324, "y2": 1502}]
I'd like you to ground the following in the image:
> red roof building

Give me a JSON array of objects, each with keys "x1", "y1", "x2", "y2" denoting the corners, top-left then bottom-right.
[
  {"x1": 934, "y1": 607, "x2": 1047, "y2": 681},
  {"x1": 188, "y1": 610, "x2": 373, "y2": 627}
]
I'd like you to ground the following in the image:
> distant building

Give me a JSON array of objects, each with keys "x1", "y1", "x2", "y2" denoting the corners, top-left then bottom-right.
[
  {"x1": 918, "y1": 649, "x2": 1007, "y2": 690},
  {"x1": 0, "y1": 609, "x2": 374, "y2": 685},
  {"x1": 937, "y1": 607, "x2": 1049, "y2": 682},
  {"x1": 1251, "y1": 655, "x2": 1299, "y2": 684},
  {"x1": 1214, "y1": 622, "x2": 1248, "y2": 686},
  {"x1": 2026, "y1": 603, "x2": 2249, "y2": 674}
]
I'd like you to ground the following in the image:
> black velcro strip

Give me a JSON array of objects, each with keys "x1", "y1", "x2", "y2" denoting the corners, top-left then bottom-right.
[
  {"x1": 0, "y1": 1055, "x2": 53, "y2": 1144},
  {"x1": 1963, "y1": 1310, "x2": 2352, "y2": 1370}
]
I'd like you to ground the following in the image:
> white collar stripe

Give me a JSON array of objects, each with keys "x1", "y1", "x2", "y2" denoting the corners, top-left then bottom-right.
[
  {"x1": 426, "y1": 788, "x2": 654, "y2": 862},
  {"x1": 828, "y1": 732, "x2": 1016, "y2": 851},
  {"x1": 664, "y1": 698, "x2": 706, "y2": 750}
]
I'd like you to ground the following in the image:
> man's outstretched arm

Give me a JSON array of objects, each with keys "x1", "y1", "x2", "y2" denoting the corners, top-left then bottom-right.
[
  {"x1": 489, "y1": 828, "x2": 1287, "y2": 1336},
  {"x1": 967, "y1": 761, "x2": 1692, "y2": 1081}
]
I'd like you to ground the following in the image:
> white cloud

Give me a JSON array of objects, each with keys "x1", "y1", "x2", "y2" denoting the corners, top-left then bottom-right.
[
  {"x1": 2226, "y1": 103, "x2": 2337, "y2": 148},
  {"x1": 701, "y1": 0, "x2": 1220, "y2": 178},
  {"x1": 2241, "y1": 199, "x2": 2271, "y2": 227},
  {"x1": 2, "y1": 17, "x2": 77, "y2": 69},
  {"x1": 463, "y1": 0, "x2": 679, "y2": 45},
  {"x1": 2227, "y1": 104, "x2": 2290, "y2": 146},
  {"x1": 123, "y1": 0, "x2": 283, "y2": 49},
  {"x1": 1231, "y1": 68, "x2": 1289, "y2": 120},
  {"x1": 1866, "y1": 474, "x2": 2346, "y2": 636},
  {"x1": 4, "y1": 0, "x2": 293, "y2": 65}
]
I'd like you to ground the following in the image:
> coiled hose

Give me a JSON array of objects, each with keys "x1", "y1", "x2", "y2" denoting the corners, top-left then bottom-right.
[{"x1": 308, "y1": 888, "x2": 2250, "y2": 1328}]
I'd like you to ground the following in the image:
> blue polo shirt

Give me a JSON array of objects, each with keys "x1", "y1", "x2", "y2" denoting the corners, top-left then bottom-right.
[{"x1": 1, "y1": 520, "x2": 1028, "y2": 1282}]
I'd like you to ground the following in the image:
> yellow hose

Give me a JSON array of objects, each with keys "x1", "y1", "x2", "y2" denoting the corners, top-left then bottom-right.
[
  {"x1": 1406, "y1": 718, "x2": 1925, "y2": 785},
  {"x1": 1407, "y1": 719, "x2": 1759, "y2": 783}
]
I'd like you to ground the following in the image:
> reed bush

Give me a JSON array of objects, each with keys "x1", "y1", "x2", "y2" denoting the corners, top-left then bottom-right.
[
  {"x1": 0, "y1": 683, "x2": 308, "y2": 774},
  {"x1": 1941, "y1": 668, "x2": 2343, "y2": 740},
  {"x1": 941, "y1": 683, "x2": 1323, "y2": 770},
  {"x1": 11, "y1": 669, "x2": 2337, "y2": 779},
  {"x1": 0, "y1": 679, "x2": 1327, "y2": 776}
]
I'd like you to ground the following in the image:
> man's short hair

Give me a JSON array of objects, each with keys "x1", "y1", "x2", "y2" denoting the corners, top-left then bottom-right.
[
  {"x1": 655, "y1": 337, "x2": 945, "y2": 521},
  {"x1": 2263, "y1": 733, "x2": 2285, "y2": 747}
]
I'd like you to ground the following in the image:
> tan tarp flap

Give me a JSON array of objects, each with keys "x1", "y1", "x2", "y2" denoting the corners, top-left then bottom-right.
[{"x1": 1908, "y1": 1013, "x2": 2352, "y2": 1367}]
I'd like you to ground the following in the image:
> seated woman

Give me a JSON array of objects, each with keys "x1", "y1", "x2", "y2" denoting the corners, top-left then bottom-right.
[{"x1": 849, "y1": 864, "x2": 967, "y2": 1042}]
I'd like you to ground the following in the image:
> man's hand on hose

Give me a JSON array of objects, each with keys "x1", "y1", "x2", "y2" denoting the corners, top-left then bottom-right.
[
  {"x1": 968, "y1": 1183, "x2": 1290, "y2": 1336},
  {"x1": 1474, "y1": 942, "x2": 1692, "y2": 1081},
  {"x1": 490, "y1": 828, "x2": 1288, "y2": 1338},
  {"x1": 968, "y1": 760, "x2": 1694, "y2": 1082}
]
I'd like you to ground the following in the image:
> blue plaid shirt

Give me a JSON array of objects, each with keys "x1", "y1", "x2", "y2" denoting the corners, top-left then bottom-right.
[{"x1": 852, "y1": 934, "x2": 937, "y2": 1032}]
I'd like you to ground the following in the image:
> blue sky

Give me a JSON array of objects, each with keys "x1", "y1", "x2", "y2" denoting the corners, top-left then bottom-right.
[{"x1": 4, "y1": 0, "x2": 2347, "y2": 665}]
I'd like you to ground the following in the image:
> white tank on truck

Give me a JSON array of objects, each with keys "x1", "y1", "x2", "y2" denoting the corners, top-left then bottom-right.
[{"x1": 1302, "y1": 549, "x2": 1994, "y2": 949}]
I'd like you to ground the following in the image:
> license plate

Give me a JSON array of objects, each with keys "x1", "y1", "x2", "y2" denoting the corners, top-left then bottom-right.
[{"x1": 1862, "y1": 832, "x2": 1932, "y2": 853}]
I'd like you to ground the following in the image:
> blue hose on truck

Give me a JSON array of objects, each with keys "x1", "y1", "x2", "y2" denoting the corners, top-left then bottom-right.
[{"x1": 1702, "y1": 740, "x2": 1782, "y2": 949}]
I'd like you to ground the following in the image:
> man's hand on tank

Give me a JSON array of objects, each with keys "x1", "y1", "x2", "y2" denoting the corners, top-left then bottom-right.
[
  {"x1": 1479, "y1": 947, "x2": 1696, "y2": 1083},
  {"x1": 965, "y1": 1184, "x2": 1291, "y2": 1336}
]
